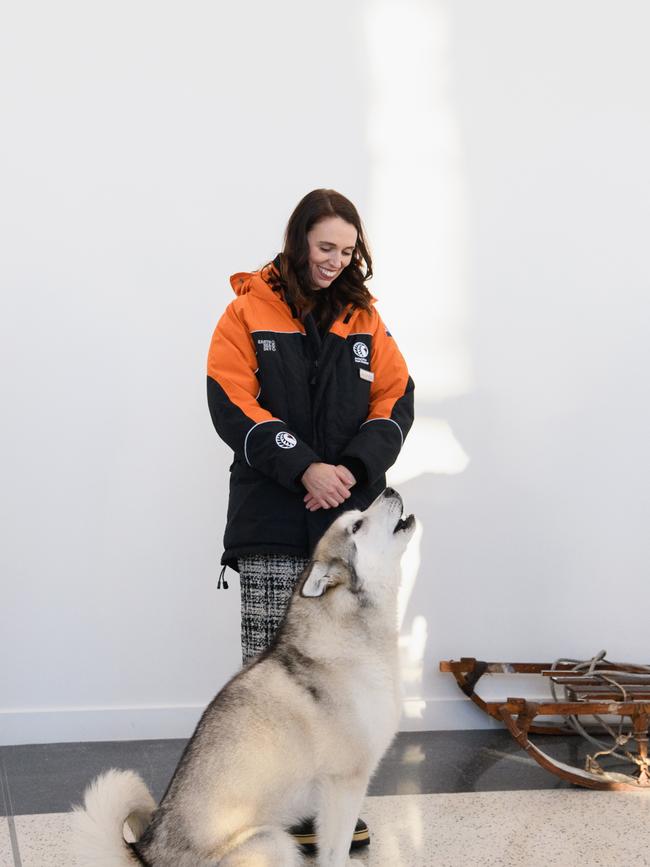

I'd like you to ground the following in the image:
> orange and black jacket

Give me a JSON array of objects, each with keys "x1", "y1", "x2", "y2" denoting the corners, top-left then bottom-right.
[{"x1": 207, "y1": 256, "x2": 414, "y2": 569}]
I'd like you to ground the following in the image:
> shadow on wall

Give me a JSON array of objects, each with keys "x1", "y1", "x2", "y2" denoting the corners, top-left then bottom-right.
[{"x1": 388, "y1": 386, "x2": 588, "y2": 726}]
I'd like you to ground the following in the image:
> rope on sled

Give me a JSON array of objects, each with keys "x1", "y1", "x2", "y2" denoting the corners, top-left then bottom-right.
[{"x1": 550, "y1": 649, "x2": 650, "y2": 777}]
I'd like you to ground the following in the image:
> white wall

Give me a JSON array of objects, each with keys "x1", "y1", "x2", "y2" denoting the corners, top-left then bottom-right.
[{"x1": 1, "y1": 0, "x2": 649, "y2": 745}]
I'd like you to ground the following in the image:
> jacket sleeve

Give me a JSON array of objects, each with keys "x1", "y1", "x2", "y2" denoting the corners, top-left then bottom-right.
[
  {"x1": 207, "y1": 301, "x2": 321, "y2": 492},
  {"x1": 340, "y1": 311, "x2": 414, "y2": 486}
]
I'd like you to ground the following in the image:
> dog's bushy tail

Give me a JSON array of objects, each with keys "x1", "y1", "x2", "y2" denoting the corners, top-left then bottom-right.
[{"x1": 71, "y1": 768, "x2": 156, "y2": 865}]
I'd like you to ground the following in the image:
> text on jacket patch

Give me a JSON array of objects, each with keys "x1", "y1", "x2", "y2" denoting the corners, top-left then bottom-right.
[{"x1": 257, "y1": 339, "x2": 276, "y2": 352}]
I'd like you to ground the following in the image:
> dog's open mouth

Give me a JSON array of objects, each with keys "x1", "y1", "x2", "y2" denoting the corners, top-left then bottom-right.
[{"x1": 393, "y1": 513, "x2": 415, "y2": 533}]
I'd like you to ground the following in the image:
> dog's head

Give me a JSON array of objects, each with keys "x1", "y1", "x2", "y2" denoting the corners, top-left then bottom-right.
[{"x1": 299, "y1": 488, "x2": 415, "y2": 601}]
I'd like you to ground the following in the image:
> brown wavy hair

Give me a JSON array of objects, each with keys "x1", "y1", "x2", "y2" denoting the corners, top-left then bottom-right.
[{"x1": 261, "y1": 189, "x2": 374, "y2": 327}]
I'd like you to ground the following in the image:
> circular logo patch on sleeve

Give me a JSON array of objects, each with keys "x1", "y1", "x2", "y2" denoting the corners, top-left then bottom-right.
[
  {"x1": 275, "y1": 431, "x2": 297, "y2": 449},
  {"x1": 353, "y1": 341, "x2": 369, "y2": 359}
]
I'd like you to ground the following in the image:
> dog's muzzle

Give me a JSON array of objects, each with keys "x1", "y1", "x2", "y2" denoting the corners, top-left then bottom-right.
[{"x1": 382, "y1": 488, "x2": 414, "y2": 534}]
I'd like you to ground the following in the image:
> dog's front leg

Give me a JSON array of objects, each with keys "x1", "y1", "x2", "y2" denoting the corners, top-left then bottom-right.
[{"x1": 316, "y1": 776, "x2": 368, "y2": 867}]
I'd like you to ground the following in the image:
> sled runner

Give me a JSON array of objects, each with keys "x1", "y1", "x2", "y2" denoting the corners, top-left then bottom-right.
[{"x1": 440, "y1": 653, "x2": 650, "y2": 790}]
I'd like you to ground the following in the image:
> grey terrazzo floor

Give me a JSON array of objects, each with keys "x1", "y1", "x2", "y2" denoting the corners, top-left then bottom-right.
[
  {"x1": 0, "y1": 820, "x2": 12, "y2": 866},
  {"x1": 4, "y1": 790, "x2": 650, "y2": 866}
]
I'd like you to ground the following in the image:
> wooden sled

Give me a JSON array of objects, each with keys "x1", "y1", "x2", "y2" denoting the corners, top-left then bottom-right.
[{"x1": 440, "y1": 657, "x2": 650, "y2": 791}]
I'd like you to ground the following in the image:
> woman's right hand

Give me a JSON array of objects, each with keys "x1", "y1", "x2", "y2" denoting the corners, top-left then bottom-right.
[{"x1": 301, "y1": 463, "x2": 355, "y2": 510}]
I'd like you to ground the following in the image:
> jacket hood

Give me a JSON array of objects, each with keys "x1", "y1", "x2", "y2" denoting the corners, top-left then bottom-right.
[{"x1": 229, "y1": 264, "x2": 279, "y2": 298}]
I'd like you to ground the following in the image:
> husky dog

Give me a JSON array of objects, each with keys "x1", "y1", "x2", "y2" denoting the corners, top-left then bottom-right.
[{"x1": 72, "y1": 488, "x2": 415, "y2": 866}]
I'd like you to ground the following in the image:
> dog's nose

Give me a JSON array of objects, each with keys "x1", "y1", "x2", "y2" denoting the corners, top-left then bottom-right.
[{"x1": 383, "y1": 487, "x2": 397, "y2": 498}]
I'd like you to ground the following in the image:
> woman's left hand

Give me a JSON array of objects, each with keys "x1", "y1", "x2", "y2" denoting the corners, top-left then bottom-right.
[{"x1": 304, "y1": 465, "x2": 356, "y2": 511}]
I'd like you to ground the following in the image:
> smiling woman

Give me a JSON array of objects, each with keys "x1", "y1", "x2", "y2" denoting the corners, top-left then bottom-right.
[{"x1": 205, "y1": 187, "x2": 415, "y2": 852}]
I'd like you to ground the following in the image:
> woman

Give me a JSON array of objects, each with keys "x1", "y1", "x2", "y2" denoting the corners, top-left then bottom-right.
[{"x1": 206, "y1": 188, "x2": 414, "y2": 852}]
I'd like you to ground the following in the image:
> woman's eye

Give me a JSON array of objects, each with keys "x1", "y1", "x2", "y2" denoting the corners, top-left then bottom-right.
[
  {"x1": 320, "y1": 248, "x2": 353, "y2": 256},
  {"x1": 352, "y1": 520, "x2": 363, "y2": 534}
]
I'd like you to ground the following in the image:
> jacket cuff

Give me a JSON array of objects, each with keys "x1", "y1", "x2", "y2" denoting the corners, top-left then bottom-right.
[
  {"x1": 338, "y1": 456, "x2": 368, "y2": 486},
  {"x1": 341, "y1": 418, "x2": 404, "y2": 487},
  {"x1": 295, "y1": 461, "x2": 317, "y2": 488}
]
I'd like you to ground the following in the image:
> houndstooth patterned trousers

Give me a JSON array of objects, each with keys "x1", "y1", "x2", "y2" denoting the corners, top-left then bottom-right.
[{"x1": 238, "y1": 554, "x2": 309, "y2": 665}]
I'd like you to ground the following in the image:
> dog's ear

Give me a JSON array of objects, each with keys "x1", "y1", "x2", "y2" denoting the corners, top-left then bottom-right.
[{"x1": 300, "y1": 561, "x2": 335, "y2": 597}]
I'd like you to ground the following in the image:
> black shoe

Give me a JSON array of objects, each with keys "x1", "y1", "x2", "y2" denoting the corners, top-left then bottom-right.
[
  {"x1": 350, "y1": 817, "x2": 370, "y2": 850},
  {"x1": 289, "y1": 817, "x2": 370, "y2": 854}
]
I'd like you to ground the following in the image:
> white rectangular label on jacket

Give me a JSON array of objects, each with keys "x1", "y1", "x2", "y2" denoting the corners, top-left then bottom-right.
[{"x1": 359, "y1": 368, "x2": 375, "y2": 382}]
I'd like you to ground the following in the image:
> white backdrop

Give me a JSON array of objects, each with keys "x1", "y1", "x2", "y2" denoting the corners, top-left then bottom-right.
[{"x1": 2, "y1": 0, "x2": 649, "y2": 744}]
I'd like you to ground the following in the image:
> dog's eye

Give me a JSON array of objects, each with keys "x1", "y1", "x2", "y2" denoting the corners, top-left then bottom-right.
[{"x1": 351, "y1": 519, "x2": 363, "y2": 534}]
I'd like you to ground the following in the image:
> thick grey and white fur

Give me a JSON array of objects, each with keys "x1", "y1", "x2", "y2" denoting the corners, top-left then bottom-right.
[{"x1": 71, "y1": 488, "x2": 416, "y2": 866}]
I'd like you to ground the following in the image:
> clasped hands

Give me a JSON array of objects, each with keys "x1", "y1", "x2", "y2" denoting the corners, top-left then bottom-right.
[{"x1": 301, "y1": 463, "x2": 356, "y2": 512}]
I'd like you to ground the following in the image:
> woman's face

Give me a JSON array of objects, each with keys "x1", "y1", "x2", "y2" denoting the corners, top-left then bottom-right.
[{"x1": 306, "y1": 216, "x2": 358, "y2": 290}]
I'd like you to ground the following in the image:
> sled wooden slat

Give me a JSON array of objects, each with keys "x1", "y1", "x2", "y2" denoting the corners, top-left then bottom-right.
[
  {"x1": 546, "y1": 676, "x2": 650, "y2": 685},
  {"x1": 572, "y1": 692, "x2": 650, "y2": 702},
  {"x1": 563, "y1": 684, "x2": 650, "y2": 694},
  {"x1": 541, "y1": 669, "x2": 650, "y2": 678}
]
